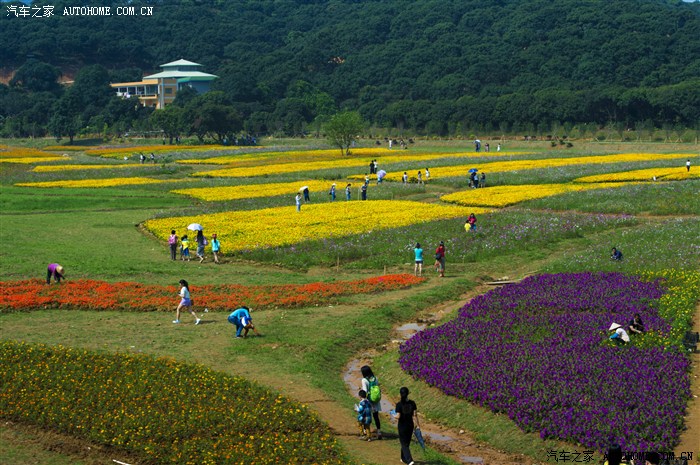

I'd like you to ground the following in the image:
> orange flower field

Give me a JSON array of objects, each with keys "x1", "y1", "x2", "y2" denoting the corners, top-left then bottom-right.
[{"x1": 0, "y1": 274, "x2": 425, "y2": 312}]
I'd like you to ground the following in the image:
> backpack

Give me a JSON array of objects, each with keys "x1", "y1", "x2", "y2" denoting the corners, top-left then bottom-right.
[{"x1": 367, "y1": 376, "x2": 381, "y2": 403}]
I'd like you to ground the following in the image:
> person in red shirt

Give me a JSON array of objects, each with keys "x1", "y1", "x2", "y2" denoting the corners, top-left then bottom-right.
[{"x1": 434, "y1": 241, "x2": 446, "y2": 277}]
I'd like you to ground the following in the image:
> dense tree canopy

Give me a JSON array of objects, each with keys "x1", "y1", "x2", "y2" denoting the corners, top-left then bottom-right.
[{"x1": 1, "y1": 0, "x2": 699, "y2": 139}]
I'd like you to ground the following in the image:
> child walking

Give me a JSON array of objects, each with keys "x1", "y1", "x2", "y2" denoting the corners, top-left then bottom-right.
[
  {"x1": 180, "y1": 235, "x2": 191, "y2": 261},
  {"x1": 173, "y1": 279, "x2": 201, "y2": 325},
  {"x1": 356, "y1": 389, "x2": 373, "y2": 441}
]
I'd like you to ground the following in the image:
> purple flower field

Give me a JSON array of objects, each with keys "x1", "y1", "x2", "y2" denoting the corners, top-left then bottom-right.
[{"x1": 399, "y1": 272, "x2": 690, "y2": 451}]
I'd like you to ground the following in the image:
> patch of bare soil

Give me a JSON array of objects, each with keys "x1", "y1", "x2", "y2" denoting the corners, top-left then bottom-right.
[{"x1": 676, "y1": 301, "x2": 700, "y2": 464}]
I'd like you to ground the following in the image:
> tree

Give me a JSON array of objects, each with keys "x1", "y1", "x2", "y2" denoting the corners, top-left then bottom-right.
[
  {"x1": 151, "y1": 105, "x2": 186, "y2": 144},
  {"x1": 10, "y1": 60, "x2": 62, "y2": 94},
  {"x1": 323, "y1": 111, "x2": 366, "y2": 156}
]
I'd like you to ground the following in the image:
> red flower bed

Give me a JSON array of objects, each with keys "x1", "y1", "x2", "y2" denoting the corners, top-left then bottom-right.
[{"x1": 0, "y1": 274, "x2": 424, "y2": 312}]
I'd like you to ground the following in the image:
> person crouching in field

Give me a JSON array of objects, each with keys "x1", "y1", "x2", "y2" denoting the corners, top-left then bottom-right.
[
  {"x1": 228, "y1": 306, "x2": 260, "y2": 338},
  {"x1": 46, "y1": 263, "x2": 65, "y2": 284}
]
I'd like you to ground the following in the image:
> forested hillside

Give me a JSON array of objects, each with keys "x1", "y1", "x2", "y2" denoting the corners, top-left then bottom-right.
[{"x1": 1, "y1": 0, "x2": 699, "y2": 139}]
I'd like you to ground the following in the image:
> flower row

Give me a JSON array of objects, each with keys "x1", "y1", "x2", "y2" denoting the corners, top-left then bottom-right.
[
  {"x1": 145, "y1": 200, "x2": 485, "y2": 253},
  {"x1": 351, "y1": 152, "x2": 693, "y2": 182},
  {"x1": 179, "y1": 147, "x2": 393, "y2": 165},
  {"x1": 0, "y1": 341, "x2": 349, "y2": 465},
  {"x1": 0, "y1": 274, "x2": 424, "y2": 312},
  {"x1": 85, "y1": 144, "x2": 239, "y2": 158},
  {"x1": 190, "y1": 152, "x2": 467, "y2": 178},
  {"x1": 173, "y1": 179, "x2": 339, "y2": 201},
  {"x1": 575, "y1": 166, "x2": 698, "y2": 183},
  {"x1": 441, "y1": 182, "x2": 633, "y2": 207},
  {"x1": 15, "y1": 177, "x2": 166, "y2": 188},
  {"x1": 0, "y1": 146, "x2": 60, "y2": 158},
  {"x1": 399, "y1": 272, "x2": 699, "y2": 452},
  {"x1": 32, "y1": 164, "x2": 139, "y2": 173}
]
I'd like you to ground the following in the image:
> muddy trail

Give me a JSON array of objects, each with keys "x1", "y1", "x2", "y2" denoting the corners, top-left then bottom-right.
[{"x1": 342, "y1": 283, "x2": 534, "y2": 465}]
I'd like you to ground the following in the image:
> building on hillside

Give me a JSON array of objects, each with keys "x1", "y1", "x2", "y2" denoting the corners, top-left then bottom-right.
[{"x1": 110, "y1": 59, "x2": 217, "y2": 109}]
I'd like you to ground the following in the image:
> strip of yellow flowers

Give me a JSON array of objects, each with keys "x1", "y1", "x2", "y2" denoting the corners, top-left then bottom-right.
[
  {"x1": 0, "y1": 157, "x2": 65, "y2": 164},
  {"x1": 575, "y1": 166, "x2": 699, "y2": 183},
  {"x1": 33, "y1": 164, "x2": 138, "y2": 172},
  {"x1": 173, "y1": 179, "x2": 341, "y2": 201},
  {"x1": 353, "y1": 153, "x2": 693, "y2": 182},
  {"x1": 86, "y1": 145, "x2": 240, "y2": 158},
  {"x1": 441, "y1": 182, "x2": 635, "y2": 207},
  {"x1": 15, "y1": 177, "x2": 165, "y2": 188},
  {"x1": 191, "y1": 152, "x2": 473, "y2": 178},
  {"x1": 178, "y1": 147, "x2": 394, "y2": 165},
  {"x1": 145, "y1": 200, "x2": 489, "y2": 252},
  {"x1": 0, "y1": 146, "x2": 60, "y2": 158}
]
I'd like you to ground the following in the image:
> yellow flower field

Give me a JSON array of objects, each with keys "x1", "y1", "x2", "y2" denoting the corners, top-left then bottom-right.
[
  {"x1": 575, "y1": 166, "x2": 699, "y2": 183},
  {"x1": 0, "y1": 157, "x2": 66, "y2": 164},
  {"x1": 0, "y1": 146, "x2": 66, "y2": 163},
  {"x1": 32, "y1": 164, "x2": 139, "y2": 172},
  {"x1": 0, "y1": 146, "x2": 62, "y2": 158},
  {"x1": 178, "y1": 147, "x2": 394, "y2": 165},
  {"x1": 441, "y1": 182, "x2": 634, "y2": 207},
  {"x1": 145, "y1": 200, "x2": 489, "y2": 251},
  {"x1": 85, "y1": 145, "x2": 240, "y2": 158},
  {"x1": 191, "y1": 152, "x2": 473, "y2": 178},
  {"x1": 15, "y1": 177, "x2": 166, "y2": 188},
  {"x1": 173, "y1": 180, "x2": 340, "y2": 201},
  {"x1": 359, "y1": 153, "x2": 694, "y2": 181}
]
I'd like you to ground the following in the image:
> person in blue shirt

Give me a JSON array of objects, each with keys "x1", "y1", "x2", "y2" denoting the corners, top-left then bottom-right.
[
  {"x1": 413, "y1": 243, "x2": 423, "y2": 277},
  {"x1": 228, "y1": 306, "x2": 253, "y2": 338},
  {"x1": 611, "y1": 247, "x2": 623, "y2": 261}
]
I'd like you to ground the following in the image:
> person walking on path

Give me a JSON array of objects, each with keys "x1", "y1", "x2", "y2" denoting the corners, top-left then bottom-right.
[
  {"x1": 414, "y1": 243, "x2": 423, "y2": 276},
  {"x1": 180, "y1": 234, "x2": 191, "y2": 261},
  {"x1": 425, "y1": 168, "x2": 430, "y2": 182},
  {"x1": 195, "y1": 230, "x2": 206, "y2": 263},
  {"x1": 395, "y1": 386, "x2": 419, "y2": 465},
  {"x1": 417, "y1": 170, "x2": 422, "y2": 185},
  {"x1": 210, "y1": 233, "x2": 221, "y2": 264},
  {"x1": 46, "y1": 263, "x2": 65, "y2": 284},
  {"x1": 345, "y1": 183, "x2": 352, "y2": 201},
  {"x1": 435, "y1": 241, "x2": 446, "y2": 277},
  {"x1": 329, "y1": 183, "x2": 336, "y2": 201},
  {"x1": 360, "y1": 365, "x2": 383, "y2": 440},
  {"x1": 296, "y1": 193, "x2": 302, "y2": 212},
  {"x1": 168, "y1": 230, "x2": 179, "y2": 260},
  {"x1": 356, "y1": 389, "x2": 373, "y2": 441},
  {"x1": 687, "y1": 159, "x2": 691, "y2": 172},
  {"x1": 303, "y1": 187, "x2": 310, "y2": 202},
  {"x1": 173, "y1": 279, "x2": 201, "y2": 325},
  {"x1": 228, "y1": 306, "x2": 253, "y2": 338},
  {"x1": 361, "y1": 183, "x2": 367, "y2": 200}
]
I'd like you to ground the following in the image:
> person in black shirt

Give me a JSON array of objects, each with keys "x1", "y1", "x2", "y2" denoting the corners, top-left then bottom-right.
[
  {"x1": 395, "y1": 387, "x2": 418, "y2": 465},
  {"x1": 629, "y1": 313, "x2": 645, "y2": 335}
]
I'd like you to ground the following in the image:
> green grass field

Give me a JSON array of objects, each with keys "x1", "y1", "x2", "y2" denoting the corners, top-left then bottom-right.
[{"x1": 1, "y1": 138, "x2": 698, "y2": 465}]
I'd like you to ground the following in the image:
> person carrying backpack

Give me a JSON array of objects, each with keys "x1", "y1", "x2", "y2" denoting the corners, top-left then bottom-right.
[
  {"x1": 355, "y1": 389, "x2": 373, "y2": 441},
  {"x1": 360, "y1": 365, "x2": 383, "y2": 439}
]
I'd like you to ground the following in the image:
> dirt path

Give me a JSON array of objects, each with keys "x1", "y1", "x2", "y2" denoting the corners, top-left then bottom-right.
[
  {"x1": 676, "y1": 301, "x2": 700, "y2": 464},
  {"x1": 342, "y1": 285, "x2": 532, "y2": 465}
]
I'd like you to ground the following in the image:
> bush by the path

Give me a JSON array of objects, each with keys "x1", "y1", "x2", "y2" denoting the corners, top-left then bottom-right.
[
  {"x1": 399, "y1": 271, "x2": 699, "y2": 452},
  {"x1": 0, "y1": 341, "x2": 349, "y2": 465}
]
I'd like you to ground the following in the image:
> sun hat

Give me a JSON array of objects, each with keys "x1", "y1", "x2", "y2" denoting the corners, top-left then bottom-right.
[
  {"x1": 56, "y1": 265, "x2": 64, "y2": 275},
  {"x1": 609, "y1": 323, "x2": 622, "y2": 331}
]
